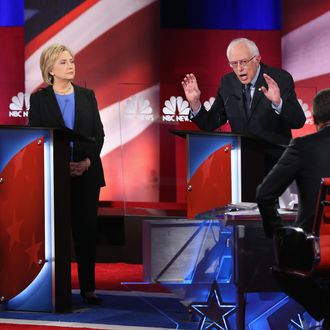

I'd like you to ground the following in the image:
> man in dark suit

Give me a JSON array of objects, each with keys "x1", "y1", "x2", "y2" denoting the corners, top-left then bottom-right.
[
  {"x1": 256, "y1": 89, "x2": 330, "y2": 328},
  {"x1": 181, "y1": 37, "x2": 305, "y2": 147}
]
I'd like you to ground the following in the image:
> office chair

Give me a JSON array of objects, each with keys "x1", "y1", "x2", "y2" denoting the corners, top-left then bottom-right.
[{"x1": 273, "y1": 178, "x2": 330, "y2": 277}]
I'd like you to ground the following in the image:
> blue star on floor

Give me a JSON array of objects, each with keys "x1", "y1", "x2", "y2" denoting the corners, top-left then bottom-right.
[{"x1": 189, "y1": 281, "x2": 236, "y2": 330}]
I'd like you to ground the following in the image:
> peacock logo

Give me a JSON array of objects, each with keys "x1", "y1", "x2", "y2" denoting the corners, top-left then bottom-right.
[
  {"x1": 203, "y1": 97, "x2": 215, "y2": 111},
  {"x1": 298, "y1": 98, "x2": 313, "y2": 125},
  {"x1": 9, "y1": 92, "x2": 30, "y2": 118},
  {"x1": 162, "y1": 96, "x2": 190, "y2": 122},
  {"x1": 124, "y1": 95, "x2": 154, "y2": 121}
]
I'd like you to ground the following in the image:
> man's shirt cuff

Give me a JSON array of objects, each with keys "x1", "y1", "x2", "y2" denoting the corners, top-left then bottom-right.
[
  {"x1": 189, "y1": 103, "x2": 202, "y2": 118},
  {"x1": 272, "y1": 98, "x2": 283, "y2": 114}
]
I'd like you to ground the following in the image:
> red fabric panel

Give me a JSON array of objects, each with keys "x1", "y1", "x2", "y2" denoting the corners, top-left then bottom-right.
[
  {"x1": 0, "y1": 138, "x2": 45, "y2": 301},
  {"x1": 187, "y1": 144, "x2": 231, "y2": 218},
  {"x1": 0, "y1": 27, "x2": 25, "y2": 125}
]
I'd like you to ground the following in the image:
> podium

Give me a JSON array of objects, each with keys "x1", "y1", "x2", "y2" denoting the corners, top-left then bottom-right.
[
  {"x1": 174, "y1": 130, "x2": 284, "y2": 218},
  {"x1": 0, "y1": 126, "x2": 84, "y2": 312}
]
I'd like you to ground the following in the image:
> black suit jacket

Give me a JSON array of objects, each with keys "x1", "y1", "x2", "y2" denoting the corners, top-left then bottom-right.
[
  {"x1": 191, "y1": 63, "x2": 306, "y2": 146},
  {"x1": 28, "y1": 84, "x2": 105, "y2": 188},
  {"x1": 256, "y1": 126, "x2": 330, "y2": 237}
]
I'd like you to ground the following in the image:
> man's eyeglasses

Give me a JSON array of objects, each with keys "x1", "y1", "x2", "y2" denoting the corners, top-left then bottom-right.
[{"x1": 228, "y1": 56, "x2": 255, "y2": 68}]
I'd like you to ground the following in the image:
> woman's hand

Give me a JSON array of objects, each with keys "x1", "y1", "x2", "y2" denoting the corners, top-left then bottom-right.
[{"x1": 70, "y1": 157, "x2": 91, "y2": 176}]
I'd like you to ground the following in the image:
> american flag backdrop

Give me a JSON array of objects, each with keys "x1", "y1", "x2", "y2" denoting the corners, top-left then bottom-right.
[
  {"x1": 0, "y1": 0, "x2": 329, "y2": 208},
  {"x1": 0, "y1": 0, "x2": 24, "y2": 125},
  {"x1": 24, "y1": 0, "x2": 160, "y2": 203},
  {"x1": 282, "y1": 0, "x2": 330, "y2": 86},
  {"x1": 282, "y1": 0, "x2": 330, "y2": 136}
]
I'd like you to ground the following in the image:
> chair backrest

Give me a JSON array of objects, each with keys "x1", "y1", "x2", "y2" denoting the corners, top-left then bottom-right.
[
  {"x1": 273, "y1": 227, "x2": 314, "y2": 276},
  {"x1": 273, "y1": 178, "x2": 330, "y2": 277},
  {"x1": 311, "y1": 177, "x2": 330, "y2": 273}
]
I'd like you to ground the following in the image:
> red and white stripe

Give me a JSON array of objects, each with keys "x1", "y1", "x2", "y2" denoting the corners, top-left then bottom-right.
[
  {"x1": 282, "y1": 10, "x2": 330, "y2": 82},
  {"x1": 25, "y1": 0, "x2": 160, "y2": 201}
]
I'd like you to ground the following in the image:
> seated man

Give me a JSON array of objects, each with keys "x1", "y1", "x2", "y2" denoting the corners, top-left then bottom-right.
[{"x1": 256, "y1": 89, "x2": 330, "y2": 328}]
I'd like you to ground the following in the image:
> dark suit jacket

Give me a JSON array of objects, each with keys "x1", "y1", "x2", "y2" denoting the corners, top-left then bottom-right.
[
  {"x1": 191, "y1": 63, "x2": 306, "y2": 146},
  {"x1": 28, "y1": 84, "x2": 105, "y2": 188},
  {"x1": 256, "y1": 126, "x2": 330, "y2": 237}
]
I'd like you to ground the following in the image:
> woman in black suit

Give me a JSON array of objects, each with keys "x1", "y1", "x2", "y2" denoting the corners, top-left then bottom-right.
[{"x1": 28, "y1": 44, "x2": 105, "y2": 304}]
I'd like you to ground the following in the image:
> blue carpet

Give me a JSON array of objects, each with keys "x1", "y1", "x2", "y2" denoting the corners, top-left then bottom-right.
[{"x1": 0, "y1": 291, "x2": 197, "y2": 329}]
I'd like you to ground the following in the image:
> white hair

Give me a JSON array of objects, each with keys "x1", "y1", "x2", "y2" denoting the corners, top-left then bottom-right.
[{"x1": 226, "y1": 38, "x2": 260, "y2": 59}]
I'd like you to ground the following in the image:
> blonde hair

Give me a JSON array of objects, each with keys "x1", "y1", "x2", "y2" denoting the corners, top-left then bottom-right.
[{"x1": 40, "y1": 44, "x2": 74, "y2": 85}]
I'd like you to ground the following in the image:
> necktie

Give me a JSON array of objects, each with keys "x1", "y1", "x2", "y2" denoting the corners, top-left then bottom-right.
[{"x1": 243, "y1": 83, "x2": 252, "y2": 115}]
